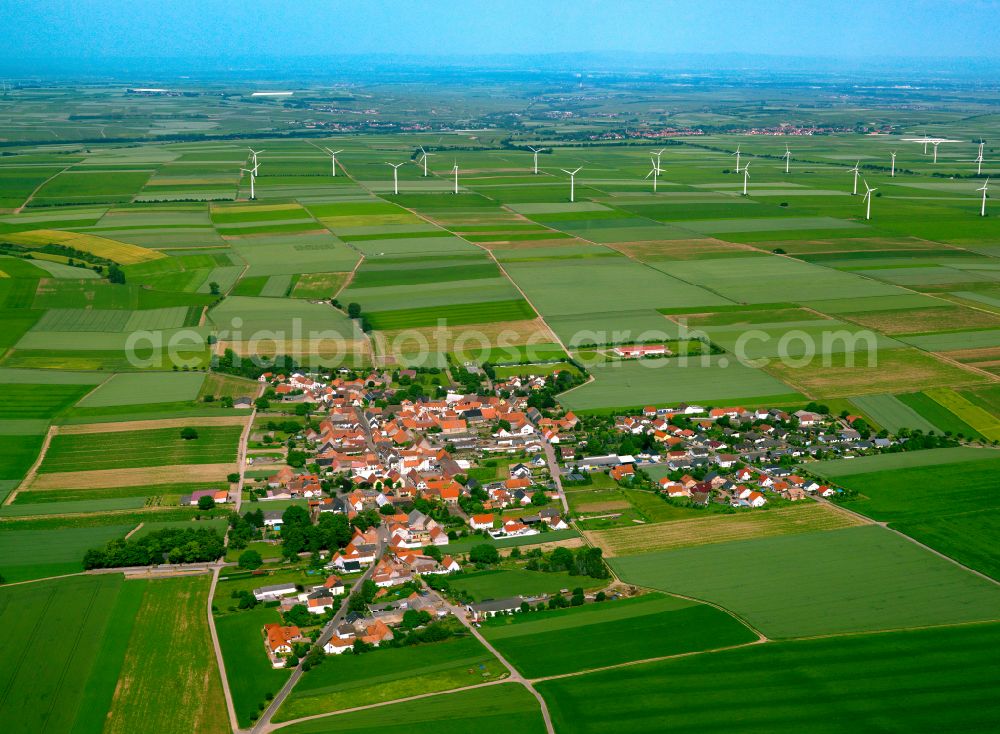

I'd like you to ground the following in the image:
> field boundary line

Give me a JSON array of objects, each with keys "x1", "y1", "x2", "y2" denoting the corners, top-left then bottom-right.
[
  {"x1": 5, "y1": 424, "x2": 58, "y2": 505},
  {"x1": 123, "y1": 522, "x2": 144, "y2": 540},
  {"x1": 14, "y1": 163, "x2": 73, "y2": 213},
  {"x1": 265, "y1": 678, "x2": 512, "y2": 732},
  {"x1": 206, "y1": 565, "x2": 241, "y2": 734},
  {"x1": 814, "y1": 495, "x2": 1000, "y2": 587},
  {"x1": 529, "y1": 637, "x2": 768, "y2": 684}
]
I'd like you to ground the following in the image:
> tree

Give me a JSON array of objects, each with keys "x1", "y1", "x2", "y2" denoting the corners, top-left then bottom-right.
[
  {"x1": 469, "y1": 544, "x2": 500, "y2": 565},
  {"x1": 209, "y1": 281, "x2": 221, "y2": 295},
  {"x1": 255, "y1": 396, "x2": 270, "y2": 410},
  {"x1": 239, "y1": 549, "x2": 263, "y2": 570},
  {"x1": 347, "y1": 302, "x2": 362, "y2": 319},
  {"x1": 180, "y1": 427, "x2": 199, "y2": 440},
  {"x1": 422, "y1": 544, "x2": 443, "y2": 562},
  {"x1": 402, "y1": 609, "x2": 431, "y2": 629},
  {"x1": 282, "y1": 504, "x2": 311, "y2": 529},
  {"x1": 379, "y1": 503, "x2": 396, "y2": 516},
  {"x1": 530, "y1": 490, "x2": 549, "y2": 506},
  {"x1": 197, "y1": 495, "x2": 216, "y2": 511},
  {"x1": 107, "y1": 264, "x2": 126, "y2": 284}
]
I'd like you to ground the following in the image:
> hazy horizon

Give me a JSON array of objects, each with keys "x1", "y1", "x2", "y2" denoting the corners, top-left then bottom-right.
[{"x1": 3, "y1": 0, "x2": 1000, "y2": 72}]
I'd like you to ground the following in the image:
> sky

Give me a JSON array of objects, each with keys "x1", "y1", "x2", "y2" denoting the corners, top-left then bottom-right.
[{"x1": 2, "y1": 0, "x2": 999, "y2": 64}]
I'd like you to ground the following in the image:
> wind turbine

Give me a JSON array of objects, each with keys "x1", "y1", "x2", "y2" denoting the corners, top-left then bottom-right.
[
  {"x1": 742, "y1": 163, "x2": 751, "y2": 196},
  {"x1": 849, "y1": 161, "x2": 861, "y2": 195},
  {"x1": 862, "y1": 179, "x2": 877, "y2": 221},
  {"x1": 248, "y1": 147, "x2": 264, "y2": 168},
  {"x1": 782, "y1": 145, "x2": 791, "y2": 174},
  {"x1": 386, "y1": 162, "x2": 404, "y2": 195},
  {"x1": 644, "y1": 157, "x2": 664, "y2": 193},
  {"x1": 976, "y1": 141, "x2": 985, "y2": 176},
  {"x1": 417, "y1": 147, "x2": 435, "y2": 177},
  {"x1": 561, "y1": 167, "x2": 582, "y2": 202},
  {"x1": 731, "y1": 144, "x2": 742, "y2": 173},
  {"x1": 323, "y1": 148, "x2": 343, "y2": 177},
  {"x1": 652, "y1": 148, "x2": 666, "y2": 168},
  {"x1": 890, "y1": 151, "x2": 897, "y2": 177},
  {"x1": 932, "y1": 140, "x2": 941, "y2": 163},
  {"x1": 240, "y1": 161, "x2": 260, "y2": 200},
  {"x1": 978, "y1": 178, "x2": 989, "y2": 217},
  {"x1": 527, "y1": 146, "x2": 547, "y2": 174},
  {"x1": 452, "y1": 161, "x2": 459, "y2": 195}
]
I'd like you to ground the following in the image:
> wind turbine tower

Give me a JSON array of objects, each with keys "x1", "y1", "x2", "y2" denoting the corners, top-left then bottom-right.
[
  {"x1": 418, "y1": 147, "x2": 435, "y2": 177},
  {"x1": 248, "y1": 147, "x2": 264, "y2": 168},
  {"x1": 645, "y1": 157, "x2": 664, "y2": 193},
  {"x1": 978, "y1": 178, "x2": 990, "y2": 217},
  {"x1": 863, "y1": 179, "x2": 877, "y2": 221},
  {"x1": 732, "y1": 144, "x2": 742, "y2": 173},
  {"x1": 452, "y1": 161, "x2": 459, "y2": 195},
  {"x1": 742, "y1": 163, "x2": 751, "y2": 196},
  {"x1": 890, "y1": 151, "x2": 897, "y2": 177},
  {"x1": 561, "y1": 167, "x2": 582, "y2": 202},
  {"x1": 386, "y1": 162, "x2": 404, "y2": 195},
  {"x1": 782, "y1": 145, "x2": 791, "y2": 174},
  {"x1": 240, "y1": 162, "x2": 259, "y2": 200},
  {"x1": 527, "y1": 146, "x2": 547, "y2": 174},
  {"x1": 976, "y1": 141, "x2": 985, "y2": 176},
  {"x1": 323, "y1": 148, "x2": 343, "y2": 177},
  {"x1": 849, "y1": 161, "x2": 861, "y2": 195}
]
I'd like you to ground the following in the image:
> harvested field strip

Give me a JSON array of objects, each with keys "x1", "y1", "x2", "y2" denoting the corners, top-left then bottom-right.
[
  {"x1": 586, "y1": 502, "x2": 867, "y2": 557},
  {"x1": 57, "y1": 415, "x2": 250, "y2": 434},
  {"x1": 3, "y1": 229, "x2": 164, "y2": 265},
  {"x1": 29, "y1": 462, "x2": 238, "y2": 490}
]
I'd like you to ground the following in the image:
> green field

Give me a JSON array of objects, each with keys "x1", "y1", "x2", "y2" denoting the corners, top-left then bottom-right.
[
  {"x1": 39, "y1": 424, "x2": 242, "y2": 472},
  {"x1": 809, "y1": 446, "x2": 999, "y2": 477},
  {"x1": 611, "y1": 525, "x2": 1000, "y2": 638},
  {"x1": 449, "y1": 568, "x2": 603, "y2": 601},
  {"x1": 75, "y1": 371, "x2": 206, "y2": 407},
  {"x1": 277, "y1": 683, "x2": 546, "y2": 734},
  {"x1": 0, "y1": 522, "x2": 133, "y2": 581},
  {"x1": 834, "y1": 454, "x2": 1000, "y2": 579},
  {"x1": 0, "y1": 574, "x2": 144, "y2": 734},
  {"x1": 481, "y1": 593, "x2": 757, "y2": 678},
  {"x1": 214, "y1": 605, "x2": 291, "y2": 728},
  {"x1": 275, "y1": 635, "x2": 506, "y2": 721},
  {"x1": 104, "y1": 574, "x2": 228, "y2": 734},
  {"x1": 0, "y1": 382, "x2": 93, "y2": 420},
  {"x1": 537, "y1": 622, "x2": 1000, "y2": 734}
]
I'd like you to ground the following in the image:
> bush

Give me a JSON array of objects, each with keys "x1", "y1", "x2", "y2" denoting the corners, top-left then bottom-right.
[
  {"x1": 197, "y1": 495, "x2": 215, "y2": 511},
  {"x1": 180, "y1": 427, "x2": 199, "y2": 440}
]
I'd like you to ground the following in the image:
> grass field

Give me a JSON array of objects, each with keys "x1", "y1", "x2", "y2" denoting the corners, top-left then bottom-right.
[
  {"x1": 0, "y1": 522, "x2": 133, "y2": 581},
  {"x1": 275, "y1": 635, "x2": 506, "y2": 721},
  {"x1": 537, "y1": 622, "x2": 1000, "y2": 734},
  {"x1": 0, "y1": 382, "x2": 94, "y2": 420},
  {"x1": 449, "y1": 568, "x2": 603, "y2": 601},
  {"x1": 809, "y1": 446, "x2": 998, "y2": 477},
  {"x1": 104, "y1": 575, "x2": 228, "y2": 734},
  {"x1": 75, "y1": 371, "x2": 206, "y2": 407},
  {"x1": 611, "y1": 525, "x2": 1000, "y2": 638},
  {"x1": 481, "y1": 592, "x2": 757, "y2": 678},
  {"x1": 586, "y1": 502, "x2": 866, "y2": 557},
  {"x1": 277, "y1": 683, "x2": 546, "y2": 734},
  {"x1": 0, "y1": 574, "x2": 144, "y2": 734},
  {"x1": 39, "y1": 424, "x2": 242, "y2": 472}
]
